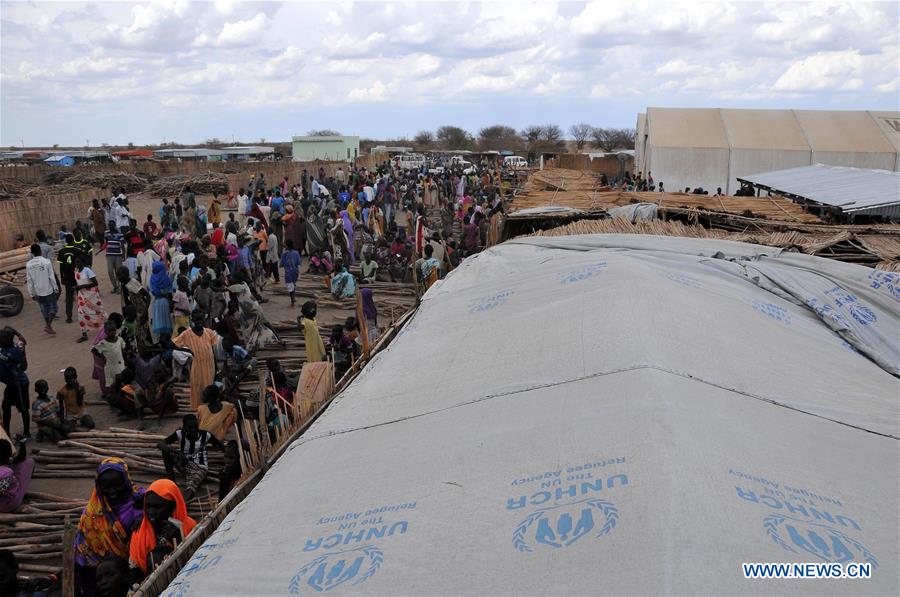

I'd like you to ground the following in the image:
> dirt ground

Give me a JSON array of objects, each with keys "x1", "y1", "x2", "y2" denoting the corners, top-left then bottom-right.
[{"x1": 4, "y1": 192, "x2": 361, "y2": 500}]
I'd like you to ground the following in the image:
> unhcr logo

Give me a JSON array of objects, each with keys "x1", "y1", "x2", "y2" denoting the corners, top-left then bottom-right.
[
  {"x1": 507, "y1": 475, "x2": 628, "y2": 553},
  {"x1": 468, "y1": 289, "x2": 515, "y2": 313},
  {"x1": 289, "y1": 545, "x2": 383, "y2": 593},
  {"x1": 513, "y1": 498, "x2": 618, "y2": 552},
  {"x1": 556, "y1": 262, "x2": 608, "y2": 285},
  {"x1": 763, "y1": 515, "x2": 878, "y2": 569}
]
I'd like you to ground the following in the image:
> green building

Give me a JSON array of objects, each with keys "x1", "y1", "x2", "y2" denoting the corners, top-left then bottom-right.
[{"x1": 291, "y1": 135, "x2": 360, "y2": 163}]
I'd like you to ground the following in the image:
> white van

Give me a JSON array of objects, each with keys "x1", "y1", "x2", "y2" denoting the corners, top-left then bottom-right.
[
  {"x1": 503, "y1": 156, "x2": 528, "y2": 170},
  {"x1": 396, "y1": 153, "x2": 426, "y2": 170}
]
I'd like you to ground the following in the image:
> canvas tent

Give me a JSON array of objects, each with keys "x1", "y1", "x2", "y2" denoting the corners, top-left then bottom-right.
[
  {"x1": 636, "y1": 108, "x2": 900, "y2": 195},
  {"x1": 164, "y1": 235, "x2": 898, "y2": 596}
]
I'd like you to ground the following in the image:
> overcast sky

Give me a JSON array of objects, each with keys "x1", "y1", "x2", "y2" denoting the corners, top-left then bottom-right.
[{"x1": 2, "y1": 1, "x2": 898, "y2": 147}]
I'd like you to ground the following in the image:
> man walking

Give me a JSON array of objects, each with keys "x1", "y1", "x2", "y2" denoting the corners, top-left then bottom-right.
[
  {"x1": 56, "y1": 234, "x2": 78, "y2": 324},
  {"x1": 25, "y1": 244, "x2": 59, "y2": 335},
  {"x1": 104, "y1": 221, "x2": 125, "y2": 294}
]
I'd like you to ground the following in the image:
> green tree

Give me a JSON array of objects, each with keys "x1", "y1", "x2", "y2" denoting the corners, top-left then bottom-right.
[
  {"x1": 477, "y1": 125, "x2": 520, "y2": 151},
  {"x1": 436, "y1": 125, "x2": 474, "y2": 150}
]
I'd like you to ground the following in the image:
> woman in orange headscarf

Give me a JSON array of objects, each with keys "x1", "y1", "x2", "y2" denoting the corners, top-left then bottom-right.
[{"x1": 128, "y1": 479, "x2": 196, "y2": 580}]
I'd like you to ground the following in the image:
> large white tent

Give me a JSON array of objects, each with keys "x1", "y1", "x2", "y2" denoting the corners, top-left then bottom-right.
[
  {"x1": 635, "y1": 108, "x2": 900, "y2": 194},
  {"x1": 164, "y1": 236, "x2": 898, "y2": 596}
]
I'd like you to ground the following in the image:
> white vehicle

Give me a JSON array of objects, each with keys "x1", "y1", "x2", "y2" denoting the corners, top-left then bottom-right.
[
  {"x1": 447, "y1": 156, "x2": 476, "y2": 174},
  {"x1": 503, "y1": 155, "x2": 528, "y2": 170},
  {"x1": 395, "y1": 153, "x2": 426, "y2": 170}
]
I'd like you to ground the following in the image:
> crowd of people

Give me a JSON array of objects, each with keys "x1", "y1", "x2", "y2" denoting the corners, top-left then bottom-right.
[{"x1": 3, "y1": 158, "x2": 513, "y2": 596}]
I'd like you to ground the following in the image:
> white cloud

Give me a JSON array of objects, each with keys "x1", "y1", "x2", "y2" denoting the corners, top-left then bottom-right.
[
  {"x1": 590, "y1": 84, "x2": 610, "y2": 98},
  {"x1": 2, "y1": 0, "x2": 898, "y2": 146},
  {"x1": 347, "y1": 80, "x2": 390, "y2": 102},
  {"x1": 211, "y1": 13, "x2": 268, "y2": 47},
  {"x1": 773, "y1": 50, "x2": 863, "y2": 91}
]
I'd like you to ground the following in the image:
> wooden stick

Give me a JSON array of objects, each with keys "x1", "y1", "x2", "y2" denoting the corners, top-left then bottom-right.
[{"x1": 62, "y1": 515, "x2": 75, "y2": 597}]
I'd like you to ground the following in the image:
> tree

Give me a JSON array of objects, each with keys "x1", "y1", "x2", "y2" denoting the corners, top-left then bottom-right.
[
  {"x1": 308, "y1": 130, "x2": 341, "y2": 137},
  {"x1": 540, "y1": 124, "x2": 563, "y2": 144},
  {"x1": 477, "y1": 125, "x2": 520, "y2": 151},
  {"x1": 590, "y1": 128, "x2": 636, "y2": 151},
  {"x1": 569, "y1": 123, "x2": 593, "y2": 151},
  {"x1": 435, "y1": 125, "x2": 474, "y2": 150},
  {"x1": 259, "y1": 137, "x2": 266, "y2": 143},
  {"x1": 413, "y1": 130, "x2": 435, "y2": 147},
  {"x1": 205, "y1": 138, "x2": 222, "y2": 146},
  {"x1": 127, "y1": 142, "x2": 134, "y2": 149},
  {"x1": 521, "y1": 125, "x2": 543, "y2": 147},
  {"x1": 522, "y1": 124, "x2": 563, "y2": 151}
]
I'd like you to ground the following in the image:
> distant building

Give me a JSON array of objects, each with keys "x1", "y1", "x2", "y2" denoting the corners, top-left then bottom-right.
[
  {"x1": 292, "y1": 135, "x2": 359, "y2": 162},
  {"x1": 154, "y1": 148, "x2": 224, "y2": 161},
  {"x1": 221, "y1": 146, "x2": 275, "y2": 161},
  {"x1": 371, "y1": 145, "x2": 414, "y2": 155},
  {"x1": 636, "y1": 108, "x2": 900, "y2": 194}
]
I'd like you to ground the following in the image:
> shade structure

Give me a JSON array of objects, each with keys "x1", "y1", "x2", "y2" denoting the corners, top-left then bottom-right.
[
  {"x1": 164, "y1": 235, "x2": 899, "y2": 596},
  {"x1": 739, "y1": 164, "x2": 900, "y2": 218}
]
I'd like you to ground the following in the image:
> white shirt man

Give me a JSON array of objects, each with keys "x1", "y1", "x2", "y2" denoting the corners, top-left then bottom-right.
[
  {"x1": 26, "y1": 246, "x2": 60, "y2": 333},
  {"x1": 112, "y1": 200, "x2": 131, "y2": 230},
  {"x1": 336, "y1": 168, "x2": 345, "y2": 184}
]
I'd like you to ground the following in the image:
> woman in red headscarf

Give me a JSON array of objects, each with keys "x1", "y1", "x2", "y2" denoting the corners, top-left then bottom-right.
[{"x1": 128, "y1": 479, "x2": 196, "y2": 582}]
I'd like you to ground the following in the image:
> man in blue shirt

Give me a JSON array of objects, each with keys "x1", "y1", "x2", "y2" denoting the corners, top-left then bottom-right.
[{"x1": 0, "y1": 327, "x2": 30, "y2": 439}]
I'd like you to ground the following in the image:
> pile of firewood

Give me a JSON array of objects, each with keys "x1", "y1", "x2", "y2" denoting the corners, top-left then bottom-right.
[{"x1": 145, "y1": 173, "x2": 228, "y2": 197}]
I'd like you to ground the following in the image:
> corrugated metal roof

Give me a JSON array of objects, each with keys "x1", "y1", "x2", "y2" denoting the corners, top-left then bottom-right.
[
  {"x1": 738, "y1": 164, "x2": 900, "y2": 214},
  {"x1": 221, "y1": 146, "x2": 274, "y2": 154}
]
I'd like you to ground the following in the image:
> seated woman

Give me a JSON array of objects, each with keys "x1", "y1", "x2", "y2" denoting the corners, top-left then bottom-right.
[
  {"x1": 329, "y1": 263, "x2": 357, "y2": 299},
  {"x1": 74, "y1": 458, "x2": 145, "y2": 597},
  {"x1": 0, "y1": 430, "x2": 33, "y2": 514},
  {"x1": 128, "y1": 479, "x2": 196, "y2": 583}
]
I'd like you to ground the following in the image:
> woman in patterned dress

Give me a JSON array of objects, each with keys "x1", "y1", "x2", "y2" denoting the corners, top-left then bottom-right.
[{"x1": 75, "y1": 260, "x2": 108, "y2": 343}]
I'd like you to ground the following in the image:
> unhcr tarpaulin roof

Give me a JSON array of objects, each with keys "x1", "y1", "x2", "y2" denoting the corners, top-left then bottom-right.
[
  {"x1": 164, "y1": 236, "x2": 899, "y2": 596},
  {"x1": 739, "y1": 164, "x2": 900, "y2": 217}
]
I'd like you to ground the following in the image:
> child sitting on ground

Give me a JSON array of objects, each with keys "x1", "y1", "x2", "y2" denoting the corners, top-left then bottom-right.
[
  {"x1": 31, "y1": 379, "x2": 73, "y2": 442},
  {"x1": 56, "y1": 367, "x2": 94, "y2": 430}
]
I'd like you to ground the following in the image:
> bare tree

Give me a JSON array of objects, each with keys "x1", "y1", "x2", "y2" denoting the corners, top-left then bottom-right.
[
  {"x1": 308, "y1": 130, "x2": 341, "y2": 136},
  {"x1": 414, "y1": 130, "x2": 435, "y2": 147},
  {"x1": 569, "y1": 123, "x2": 593, "y2": 150},
  {"x1": 540, "y1": 124, "x2": 563, "y2": 144},
  {"x1": 591, "y1": 128, "x2": 636, "y2": 151},
  {"x1": 521, "y1": 125, "x2": 544, "y2": 148}
]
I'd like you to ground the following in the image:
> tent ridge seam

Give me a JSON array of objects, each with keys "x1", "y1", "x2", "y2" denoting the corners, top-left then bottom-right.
[{"x1": 288, "y1": 365, "x2": 898, "y2": 448}]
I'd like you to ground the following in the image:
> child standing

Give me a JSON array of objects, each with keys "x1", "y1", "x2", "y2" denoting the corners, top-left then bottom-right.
[
  {"x1": 172, "y1": 276, "x2": 191, "y2": 334},
  {"x1": 279, "y1": 239, "x2": 301, "y2": 307},
  {"x1": 91, "y1": 321, "x2": 126, "y2": 398}
]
